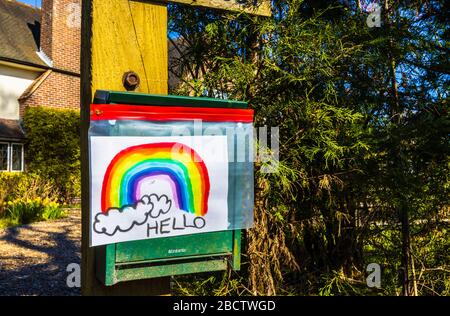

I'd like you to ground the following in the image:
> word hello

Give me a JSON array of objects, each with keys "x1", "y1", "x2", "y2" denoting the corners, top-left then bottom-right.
[{"x1": 147, "y1": 214, "x2": 206, "y2": 236}]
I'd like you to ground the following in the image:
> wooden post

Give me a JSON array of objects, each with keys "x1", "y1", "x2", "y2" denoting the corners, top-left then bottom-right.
[
  {"x1": 80, "y1": 0, "x2": 170, "y2": 295},
  {"x1": 80, "y1": 0, "x2": 269, "y2": 296}
]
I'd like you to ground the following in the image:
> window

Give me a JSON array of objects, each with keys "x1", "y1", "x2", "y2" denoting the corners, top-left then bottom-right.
[
  {"x1": 11, "y1": 144, "x2": 24, "y2": 171},
  {"x1": 0, "y1": 143, "x2": 8, "y2": 171},
  {"x1": 0, "y1": 142, "x2": 24, "y2": 172}
]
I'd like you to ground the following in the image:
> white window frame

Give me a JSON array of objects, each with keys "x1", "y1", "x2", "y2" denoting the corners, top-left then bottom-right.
[
  {"x1": 0, "y1": 142, "x2": 10, "y2": 172},
  {"x1": 0, "y1": 142, "x2": 24, "y2": 172},
  {"x1": 10, "y1": 143, "x2": 24, "y2": 172}
]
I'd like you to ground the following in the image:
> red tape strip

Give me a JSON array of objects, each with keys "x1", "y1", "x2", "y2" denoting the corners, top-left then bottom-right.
[{"x1": 90, "y1": 104, "x2": 254, "y2": 123}]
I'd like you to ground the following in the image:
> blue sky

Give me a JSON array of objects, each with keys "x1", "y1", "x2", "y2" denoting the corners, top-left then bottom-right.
[{"x1": 18, "y1": 0, "x2": 41, "y2": 7}]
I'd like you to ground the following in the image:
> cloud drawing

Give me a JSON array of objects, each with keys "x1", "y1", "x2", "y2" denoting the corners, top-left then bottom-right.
[
  {"x1": 148, "y1": 194, "x2": 172, "y2": 218},
  {"x1": 93, "y1": 194, "x2": 172, "y2": 236}
]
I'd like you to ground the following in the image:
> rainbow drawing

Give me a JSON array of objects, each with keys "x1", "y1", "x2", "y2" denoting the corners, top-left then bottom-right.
[{"x1": 101, "y1": 142, "x2": 210, "y2": 216}]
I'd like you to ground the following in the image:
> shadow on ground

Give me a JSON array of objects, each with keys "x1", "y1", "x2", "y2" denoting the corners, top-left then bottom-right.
[{"x1": 0, "y1": 211, "x2": 81, "y2": 296}]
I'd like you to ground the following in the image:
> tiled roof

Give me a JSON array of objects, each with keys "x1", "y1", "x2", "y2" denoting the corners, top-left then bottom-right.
[
  {"x1": 0, "y1": 0, "x2": 45, "y2": 66},
  {"x1": 0, "y1": 118, "x2": 25, "y2": 140}
]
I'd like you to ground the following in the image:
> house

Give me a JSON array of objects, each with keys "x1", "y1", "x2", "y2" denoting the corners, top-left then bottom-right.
[
  {"x1": 0, "y1": 0, "x2": 188, "y2": 173},
  {"x1": 0, "y1": 0, "x2": 80, "y2": 172}
]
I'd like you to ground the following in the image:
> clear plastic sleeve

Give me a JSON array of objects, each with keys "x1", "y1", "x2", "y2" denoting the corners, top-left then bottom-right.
[{"x1": 89, "y1": 111, "x2": 254, "y2": 245}]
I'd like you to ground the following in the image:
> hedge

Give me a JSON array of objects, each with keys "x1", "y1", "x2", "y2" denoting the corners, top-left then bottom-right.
[{"x1": 23, "y1": 106, "x2": 80, "y2": 202}]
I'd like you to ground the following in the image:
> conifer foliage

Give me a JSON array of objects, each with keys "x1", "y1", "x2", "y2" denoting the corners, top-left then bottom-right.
[{"x1": 169, "y1": 0, "x2": 449, "y2": 295}]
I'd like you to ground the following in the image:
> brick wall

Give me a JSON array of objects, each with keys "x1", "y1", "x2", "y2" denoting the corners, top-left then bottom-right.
[
  {"x1": 19, "y1": 71, "x2": 80, "y2": 117},
  {"x1": 40, "y1": 0, "x2": 54, "y2": 60},
  {"x1": 40, "y1": 0, "x2": 81, "y2": 73},
  {"x1": 20, "y1": 0, "x2": 81, "y2": 116}
]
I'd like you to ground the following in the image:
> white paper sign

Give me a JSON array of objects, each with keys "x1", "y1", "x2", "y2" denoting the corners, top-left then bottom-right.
[{"x1": 89, "y1": 136, "x2": 229, "y2": 247}]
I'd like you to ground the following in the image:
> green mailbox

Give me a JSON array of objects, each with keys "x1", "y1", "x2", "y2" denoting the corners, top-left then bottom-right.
[{"x1": 89, "y1": 90, "x2": 254, "y2": 286}]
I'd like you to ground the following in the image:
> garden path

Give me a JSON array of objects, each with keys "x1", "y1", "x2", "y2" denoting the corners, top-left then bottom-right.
[{"x1": 0, "y1": 209, "x2": 81, "y2": 295}]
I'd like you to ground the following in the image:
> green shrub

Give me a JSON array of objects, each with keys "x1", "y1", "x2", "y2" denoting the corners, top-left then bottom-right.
[
  {"x1": 0, "y1": 172, "x2": 60, "y2": 216},
  {"x1": 0, "y1": 173, "x2": 21, "y2": 216},
  {"x1": 4, "y1": 197, "x2": 66, "y2": 226},
  {"x1": 23, "y1": 106, "x2": 80, "y2": 202}
]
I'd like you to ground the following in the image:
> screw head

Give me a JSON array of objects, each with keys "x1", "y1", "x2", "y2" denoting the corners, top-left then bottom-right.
[{"x1": 122, "y1": 71, "x2": 140, "y2": 91}]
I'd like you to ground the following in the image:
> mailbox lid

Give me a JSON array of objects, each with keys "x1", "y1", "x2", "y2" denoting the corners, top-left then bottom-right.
[
  {"x1": 94, "y1": 90, "x2": 248, "y2": 109},
  {"x1": 115, "y1": 230, "x2": 234, "y2": 263}
]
